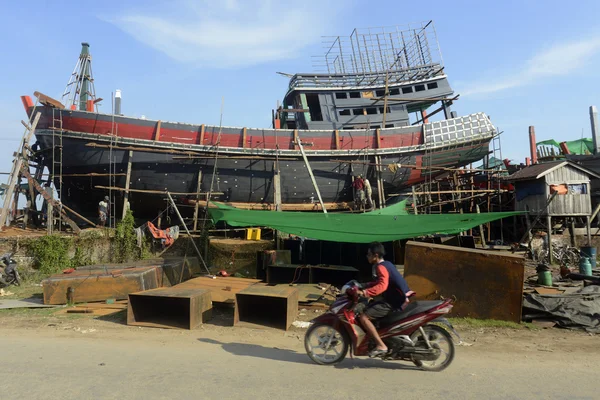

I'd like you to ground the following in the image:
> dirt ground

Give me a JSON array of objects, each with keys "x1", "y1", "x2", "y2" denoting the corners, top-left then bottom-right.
[{"x1": 1, "y1": 304, "x2": 599, "y2": 400}]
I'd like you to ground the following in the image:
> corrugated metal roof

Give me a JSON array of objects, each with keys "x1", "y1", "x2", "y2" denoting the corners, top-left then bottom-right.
[{"x1": 506, "y1": 161, "x2": 600, "y2": 181}]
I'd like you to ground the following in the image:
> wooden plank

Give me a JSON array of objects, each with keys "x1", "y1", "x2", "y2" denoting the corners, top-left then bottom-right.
[
  {"x1": 154, "y1": 120, "x2": 162, "y2": 141},
  {"x1": 334, "y1": 130, "x2": 340, "y2": 150},
  {"x1": 33, "y1": 91, "x2": 65, "y2": 109},
  {"x1": 242, "y1": 127, "x2": 247, "y2": 148},
  {"x1": 94, "y1": 185, "x2": 222, "y2": 196},
  {"x1": 375, "y1": 128, "x2": 381, "y2": 149}
]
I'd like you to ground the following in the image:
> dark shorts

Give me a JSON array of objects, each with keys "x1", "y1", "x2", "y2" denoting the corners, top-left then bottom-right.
[{"x1": 364, "y1": 301, "x2": 393, "y2": 319}]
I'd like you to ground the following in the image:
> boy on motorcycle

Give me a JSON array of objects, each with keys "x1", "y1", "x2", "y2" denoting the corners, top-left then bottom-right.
[{"x1": 357, "y1": 242, "x2": 412, "y2": 357}]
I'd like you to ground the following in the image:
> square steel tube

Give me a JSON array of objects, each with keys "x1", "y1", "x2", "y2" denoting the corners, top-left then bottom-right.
[{"x1": 128, "y1": 287, "x2": 212, "y2": 330}]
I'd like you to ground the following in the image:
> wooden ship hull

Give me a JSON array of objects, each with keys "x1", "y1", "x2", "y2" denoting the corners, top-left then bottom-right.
[{"x1": 27, "y1": 105, "x2": 494, "y2": 220}]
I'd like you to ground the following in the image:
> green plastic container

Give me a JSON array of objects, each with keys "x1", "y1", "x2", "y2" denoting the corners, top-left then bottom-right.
[
  {"x1": 579, "y1": 257, "x2": 593, "y2": 276},
  {"x1": 537, "y1": 270, "x2": 552, "y2": 286}
]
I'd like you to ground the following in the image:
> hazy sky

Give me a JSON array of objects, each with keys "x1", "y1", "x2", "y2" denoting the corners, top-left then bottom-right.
[{"x1": 1, "y1": 0, "x2": 600, "y2": 177}]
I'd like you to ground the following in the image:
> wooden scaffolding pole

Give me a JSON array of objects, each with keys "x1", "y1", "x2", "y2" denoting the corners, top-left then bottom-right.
[
  {"x1": 166, "y1": 192, "x2": 211, "y2": 275},
  {"x1": 295, "y1": 134, "x2": 327, "y2": 213},
  {"x1": 0, "y1": 112, "x2": 41, "y2": 228},
  {"x1": 122, "y1": 150, "x2": 133, "y2": 220},
  {"x1": 192, "y1": 169, "x2": 203, "y2": 232}
]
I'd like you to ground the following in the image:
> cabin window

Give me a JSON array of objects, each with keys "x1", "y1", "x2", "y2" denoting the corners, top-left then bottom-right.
[
  {"x1": 378, "y1": 107, "x2": 391, "y2": 114},
  {"x1": 349, "y1": 92, "x2": 361, "y2": 98},
  {"x1": 306, "y1": 93, "x2": 323, "y2": 121},
  {"x1": 352, "y1": 108, "x2": 363, "y2": 116},
  {"x1": 402, "y1": 86, "x2": 413, "y2": 94},
  {"x1": 342, "y1": 126, "x2": 354, "y2": 130},
  {"x1": 427, "y1": 82, "x2": 439, "y2": 89},
  {"x1": 385, "y1": 124, "x2": 394, "y2": 128},
  {"x1": 335, "y1": 92, "x2": 348, "y2": 99},
  {"x1": 390, "y1": 88, "x2": 400, "y2": 95},
  {"x1": 339, "y1": 109, "x2": 351, "y2": 116},
  {"x1": 568, "y1": 184, "x2": 587, "y2": 194},
  {"x1": 366, "y1": 107, "x2": 377, "y2": 115},
  {"x1": 415, "y1": 84, "x2": 426, "y2": 92},
  {"x1": 371, "y1": 125, "x2": 380, "y2": 129},
  {"x1": 375, "y1": 89, "x2": 386, "y2": 97}
]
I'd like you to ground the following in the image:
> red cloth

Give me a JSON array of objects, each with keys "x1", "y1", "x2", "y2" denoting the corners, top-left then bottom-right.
[
  {"x1": 364, "y1": 264, "x2": 389, "y2": 297},
  {"x1": 147, "y1": 221, "x2": 174, "y2": 246},
  {"x1": 352, "y1": 178, "x2": 364, "y2": 190}
]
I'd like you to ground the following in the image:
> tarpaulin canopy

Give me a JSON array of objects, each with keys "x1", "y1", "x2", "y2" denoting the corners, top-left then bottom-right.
[
  {"x1": 537, "y1": 138, "x2": 594, "y2": 155},
  {"x1": 209, "y1": 202, "x2": 522, "y2": 243}
]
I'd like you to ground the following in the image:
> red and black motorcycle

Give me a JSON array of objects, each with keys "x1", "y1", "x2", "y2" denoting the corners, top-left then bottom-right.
[{"x1": 304, "y1": 282, "x2": 457, "y2": 371}]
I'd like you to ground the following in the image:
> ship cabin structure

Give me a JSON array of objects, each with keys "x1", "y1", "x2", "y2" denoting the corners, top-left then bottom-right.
[{"x1": 275, "y1": 22, "x2": 456, "y2": 132}]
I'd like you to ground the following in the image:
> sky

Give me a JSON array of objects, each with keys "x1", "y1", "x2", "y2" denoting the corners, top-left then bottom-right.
[{"x1": 1, "y1": 0, "x2": 600, "y2": 179}]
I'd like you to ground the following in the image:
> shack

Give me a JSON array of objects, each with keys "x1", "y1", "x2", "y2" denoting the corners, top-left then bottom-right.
[{"x1": 507, "y1": 160, "x2": 600, "y2": 261}]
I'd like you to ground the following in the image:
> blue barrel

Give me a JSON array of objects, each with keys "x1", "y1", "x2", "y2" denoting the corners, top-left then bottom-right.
[
  {"x1": 579, "y1": 257, "x2": 592, "y2": 275},
  {"x1": 580, "y1": 247, "x2": 597, "y2": 268}
]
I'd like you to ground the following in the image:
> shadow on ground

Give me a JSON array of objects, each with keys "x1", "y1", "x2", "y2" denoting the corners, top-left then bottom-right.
[{"x1": 198, "y1": 338, "x2": 418, "y2": 371}]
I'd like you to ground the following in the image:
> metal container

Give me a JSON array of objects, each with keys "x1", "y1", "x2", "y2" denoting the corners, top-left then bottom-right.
[
  {"x1": 580, "y1": 247, "x2": 597, "y2": 268},
  {"x1": 579, "y1": 257, "x2": 593, "y2": 276}
]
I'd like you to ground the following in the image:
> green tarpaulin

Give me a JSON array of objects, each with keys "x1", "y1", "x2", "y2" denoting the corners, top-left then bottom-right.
[
  {"x1": 537, "y1": 138, "x2": 594, "y2": 155},
  {"x1": 209, "y1": 202, "x2": 521, "y2": 243}
]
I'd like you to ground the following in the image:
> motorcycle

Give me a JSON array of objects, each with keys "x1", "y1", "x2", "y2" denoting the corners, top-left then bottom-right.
[
  {"x1": 0, "y1": 253, "x2": 21, "y2": 287},
  {"x1": 304, "y1": 281, "x2": 456, "y2": 371}
]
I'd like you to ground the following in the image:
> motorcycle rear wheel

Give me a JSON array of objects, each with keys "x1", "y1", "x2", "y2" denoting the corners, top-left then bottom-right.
[
  {"x1": 410, "y1": 324, "x2": 455, "y2": 372},
  {"x1": 304, "y1": 323, "x2": 349, "y2": 365}
]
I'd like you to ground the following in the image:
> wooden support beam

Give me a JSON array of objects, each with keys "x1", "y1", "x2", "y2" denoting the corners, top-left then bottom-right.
[
  {"x1": 476, "y1": 204, "x2": 486, "y2": 249},
  {"x1": 547, "y1": 215, "x2": 553, "y2": 264},
  {"x1": 334, "y1": 130, "x2": 340, "y2": 150},
  {"x1": 242, "y1": 127, "x2": 247, "y2": 148},
  {"x1": 154, "y1": 120, "x2": 162, "y2": 141},
  {"x1": 411, "y1": 185, "x2": 418, "y2": 214},
  {"x1": 20, "y1": 165, "x2": 80, "y2": 233},
  {"x1": 375, "y1": 128, "x2": 381, "y2": 149},
  {"x1": 166, "y1": 192, "x2": 211, "y2": 275},
  {"x1": 192, "y1": 169, "x2": 203, "y2": 232},
  {"x1": 0, "y1": 112, "x2": 41, "y2": 229},
  {"x1": 273, "y1": 162, "x2": 282, "y2": 212},
  {"x1": 293, "y1": 129, "x2": 299, "y2": 150},
  {"x1": 122, "y1": 150, "x2": 133, "y2": 220},
  {"x1": 199, "y1": 124, "x2": 205, "y2": 145},
  {"x1": 295, "y1": 134, "x2": 326, "y2": 213},
  {"x1": 62, "y1": 204, "x2": 97, "y2": 227},
  {"x1": 94, "y1": 185, "x2": 222, "y2": 196}
]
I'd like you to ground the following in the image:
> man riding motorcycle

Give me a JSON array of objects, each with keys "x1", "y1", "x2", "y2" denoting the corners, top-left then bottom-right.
[{"x1": 357, "y1": 242, "x2": 412, "y2": 357}]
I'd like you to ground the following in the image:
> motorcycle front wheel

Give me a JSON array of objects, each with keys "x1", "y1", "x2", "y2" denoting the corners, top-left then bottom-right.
[
  {"x1": 410, "y1": 324, "x2": 455, "y2": 372},
  {"x1": 304, "y1": 323, "x2": 349, "y2": 365}
]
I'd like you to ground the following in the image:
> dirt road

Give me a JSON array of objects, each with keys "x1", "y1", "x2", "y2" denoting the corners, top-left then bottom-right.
[{"x1": 1, "y1": 315, "x2": 598, "y2": 400}]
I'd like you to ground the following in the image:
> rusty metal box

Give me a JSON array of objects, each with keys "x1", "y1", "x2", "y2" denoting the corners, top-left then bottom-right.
[
  {"x1": 127, "y1": 287, "x2": 212, "y2": 330},
  {"x1": 234, "y1": 284, "x2": 298, "y2": 330},
  {"x1": 42, "y1": 267, "x2": 160, "y2": 305}
]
